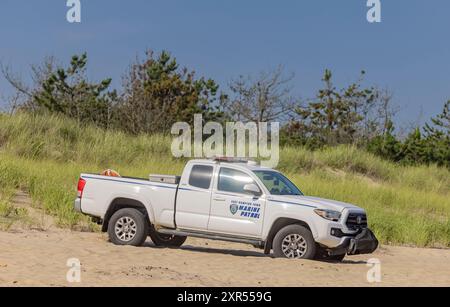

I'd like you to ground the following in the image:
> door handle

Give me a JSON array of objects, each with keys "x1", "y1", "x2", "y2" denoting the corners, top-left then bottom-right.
[{"x1": 213, "y1": 197, "x2": 226, "y2": 202}]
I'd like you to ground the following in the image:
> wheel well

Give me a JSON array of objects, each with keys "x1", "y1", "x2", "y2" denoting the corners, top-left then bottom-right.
[
  {"x1": 102, "y1": 198, "x2": 150, "y2": 232},
  {"x1": 263, "y1": 218, "x2": 312, "y2": 254}
]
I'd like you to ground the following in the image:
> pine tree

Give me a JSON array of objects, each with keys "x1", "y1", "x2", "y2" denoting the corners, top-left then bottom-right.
[
  {"x1": 401, "y1": 128, "x2": 428, "y2": 165},
  {"x1": 423, "y1": 101, "x2": 450, "y2": 166},
  {"x1": 424, "y1": 101, "x2": 450, "y2": 138},
  {"x1": 366, "y1": 120, "x2": 402, "y2": 162},
  {"x1": 117, "y1": 50, "x2": 225, "y2": 134},
  {"x1": 33, "y1": 53, "x2": 114, "y2": 128},
  {"x1": 292, "y1": 70, "x2": 376, "y2": 147}
]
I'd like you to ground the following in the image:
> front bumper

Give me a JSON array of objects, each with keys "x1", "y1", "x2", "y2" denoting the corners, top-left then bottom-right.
[{"x1": 329, "y1": 228, "x2": 378, "y2": 256}]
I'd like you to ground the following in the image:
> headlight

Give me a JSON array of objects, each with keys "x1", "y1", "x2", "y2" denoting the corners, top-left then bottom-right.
[{"x1": 314, "y1": 209, "x2": 341, "y2": 222}]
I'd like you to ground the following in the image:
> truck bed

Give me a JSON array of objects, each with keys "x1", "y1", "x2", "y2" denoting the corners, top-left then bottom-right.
[{"x1": 79, "y1": 173, "x2": 179, "y2": 228}]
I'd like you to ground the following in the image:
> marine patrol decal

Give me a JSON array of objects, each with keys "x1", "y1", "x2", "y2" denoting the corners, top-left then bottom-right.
[{"x1": 230, "y1": 199, "x2": 261, "y2": 219}]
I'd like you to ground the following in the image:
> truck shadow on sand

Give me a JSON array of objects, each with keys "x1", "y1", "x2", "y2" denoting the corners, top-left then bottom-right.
[
  {"x1": 142, "y1": 241, "x2": 367, "y2": 264},
  {"x1": 179, "y1": 244, "x2": 266, "y2": 258},
  {"x1": 141, "y1": 241, "x2": 265, "y2": 257}
]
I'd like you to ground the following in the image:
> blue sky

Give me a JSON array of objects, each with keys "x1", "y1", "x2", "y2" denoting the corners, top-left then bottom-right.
[{"x1": 1, "y1": 0, "x2": 449, "y2": 128}]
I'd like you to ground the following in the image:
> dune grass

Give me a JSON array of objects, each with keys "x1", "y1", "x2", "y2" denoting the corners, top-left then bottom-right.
[{"x1": 0, "y1": 112, "x2": 449, "y2": 247}]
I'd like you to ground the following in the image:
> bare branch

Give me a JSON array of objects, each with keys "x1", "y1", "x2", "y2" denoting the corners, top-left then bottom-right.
[{"x1": 223, "y1": 66, "x2": 298, "y2": 123}]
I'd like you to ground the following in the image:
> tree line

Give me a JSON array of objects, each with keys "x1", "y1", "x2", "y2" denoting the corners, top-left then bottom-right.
[{"x1": 1, "y1": 50, "x2": 449, "y2": 167}]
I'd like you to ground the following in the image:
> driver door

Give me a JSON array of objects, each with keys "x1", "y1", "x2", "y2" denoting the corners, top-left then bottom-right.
[{"x1": 208, "y1": 167, "x2": 266, "y2": 238}]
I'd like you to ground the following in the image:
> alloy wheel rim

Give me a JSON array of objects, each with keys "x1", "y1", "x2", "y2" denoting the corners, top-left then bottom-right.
[
  {"x1": 281, "y1": 234, "x2": 307, "y2": 258},
  {"x1": 115, "y1": 216, "x2": 137, "y2": 242}
]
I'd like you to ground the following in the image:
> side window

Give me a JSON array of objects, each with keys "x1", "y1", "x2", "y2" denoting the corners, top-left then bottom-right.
[
  {"x1": 218, "y1": 168, "x2": 255, "y2": 194},
  {"x1": 188, "y1": 165, "x2": 213, "y2": 189},
  {"x1": 257, "y1": 173, "x2": 289, "y2": 195}
]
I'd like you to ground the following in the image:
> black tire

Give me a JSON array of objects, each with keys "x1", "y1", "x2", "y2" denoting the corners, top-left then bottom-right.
[
  {"x1": 272, "y1": 224, "x2": 316, "y2": 259},
  {"x1": 108, "y1": 208, "x2": 148, "y2": 246},
  {"x1": 148, "y1": 226, "x2": 187, "y2": 247}
]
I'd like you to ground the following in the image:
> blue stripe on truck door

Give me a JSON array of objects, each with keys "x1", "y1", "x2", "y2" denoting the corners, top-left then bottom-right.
[{"x1": 81, "y1": 175, "x2": 178, "y2": 190}]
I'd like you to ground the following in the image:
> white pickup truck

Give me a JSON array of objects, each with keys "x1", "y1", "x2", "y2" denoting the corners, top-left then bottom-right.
[{"x1": 74, "y1": 157, "x2": 378, "y2": 260}]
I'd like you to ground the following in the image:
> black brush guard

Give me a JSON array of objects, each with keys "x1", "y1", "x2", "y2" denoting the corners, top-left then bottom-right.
[{"x1": 329, "y1": 228, "x2": 379, "y2": 256}]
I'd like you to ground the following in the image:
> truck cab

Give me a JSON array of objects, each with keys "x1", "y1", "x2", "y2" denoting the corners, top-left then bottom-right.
[
  {"x1": 175, "y1": 159, "x2": 266, "y2": 237},
  {"x1": 75, "y1": 157, "x2": 378, "y2": 260}
]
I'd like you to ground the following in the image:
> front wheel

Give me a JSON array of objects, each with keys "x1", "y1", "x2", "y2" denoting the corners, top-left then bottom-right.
[
  {"x1": 272, "y1": 225, "x2": 316, "y2": 259},
  {"x1": 148, "y1": 227, "x2": 187, "y2": 247}
]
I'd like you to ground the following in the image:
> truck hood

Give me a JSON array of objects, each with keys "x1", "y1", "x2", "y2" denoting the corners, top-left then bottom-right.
[{"x1": 271, "y1": 195, "x2": 363, "y2": 212}]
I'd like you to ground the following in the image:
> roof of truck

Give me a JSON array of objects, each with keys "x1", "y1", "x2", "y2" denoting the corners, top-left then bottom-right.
[{"x1": 187, "y1": 158, "x2": 275, "y2": 172}]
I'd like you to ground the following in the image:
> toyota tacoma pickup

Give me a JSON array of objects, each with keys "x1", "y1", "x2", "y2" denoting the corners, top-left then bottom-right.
[{"x1": 74, "y1": 157, "x2": 378, "y2": 260}]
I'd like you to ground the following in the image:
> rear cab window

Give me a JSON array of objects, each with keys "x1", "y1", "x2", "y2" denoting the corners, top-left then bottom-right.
[{"x1": 188, "y1": 165, "x2": 214, "y2": 189}]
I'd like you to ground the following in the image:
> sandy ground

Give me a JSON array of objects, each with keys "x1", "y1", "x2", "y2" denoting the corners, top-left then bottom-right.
[
  {"x1": 0, "y1": 229, "x2": 449, "y2": 287},
  {"x1": 0, "y1": 192, "x2": 449, "y2": 287}
]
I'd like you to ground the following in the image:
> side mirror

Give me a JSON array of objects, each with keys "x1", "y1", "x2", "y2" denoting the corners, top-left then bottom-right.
[{"x1": 243, "y1": 183, "x2": 261, "y2": 196}]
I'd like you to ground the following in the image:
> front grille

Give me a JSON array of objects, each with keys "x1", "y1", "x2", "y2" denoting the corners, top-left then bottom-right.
[{"x1": 346, "y1": 213, "x2": 367, "y2": 230}]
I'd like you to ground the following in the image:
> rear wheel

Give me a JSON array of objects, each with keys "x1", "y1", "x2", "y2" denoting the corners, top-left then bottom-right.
[
  {"x1": 272, "y1": 225, "x2": 316, "y2": 259},
  {"x1": 148, "y1": 227, "x2": 187, "y2": 247},
  {"x1": 108, "y1": 208, "x2": 148, "y2": 246}
]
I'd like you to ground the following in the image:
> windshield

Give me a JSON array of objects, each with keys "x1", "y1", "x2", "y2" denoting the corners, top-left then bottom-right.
[{"x1": 253, "y1": 170, "x2": 303, "y2": 196}]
